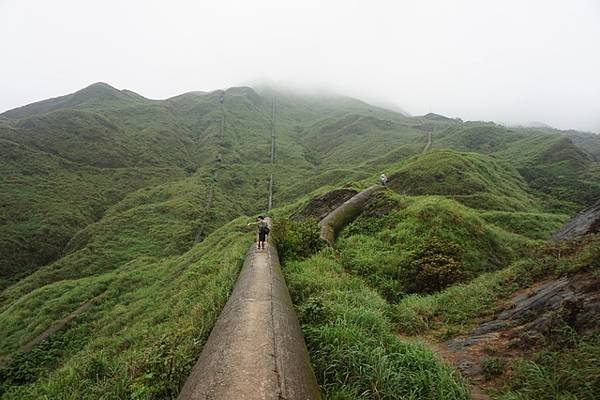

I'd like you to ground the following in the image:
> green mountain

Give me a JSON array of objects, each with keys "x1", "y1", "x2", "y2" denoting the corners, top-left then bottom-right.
[{"x1": 1, "y1": 83, "x2": 599, "y2": 399}]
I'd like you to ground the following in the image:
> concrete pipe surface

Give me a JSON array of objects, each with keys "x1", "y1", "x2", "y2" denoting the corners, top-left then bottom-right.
[
  {"x1": 319, "y1": 185, "x2": 384, "y2": 245},
  {"x1": 178, "y1": 232, "x2": 320, "y2": 400}
]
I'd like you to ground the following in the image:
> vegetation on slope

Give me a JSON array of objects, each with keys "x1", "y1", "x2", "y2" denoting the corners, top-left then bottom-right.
[
  {"x1": 273, "y1": 185, "x2": 542, "y2": 398},
  {"x1": 386, "y1": 150, "x2": 540, "y2": 212},
  {"x1": 0, "y1": 192, "x2": 253, "y2": 398},
  {"x1": 0, "y1": 138, "x2": 183, "y2": 289},
  {"x1": 275, "y1": 165, "x2": 591, "y2": 399},
  {"x1": 394, "y1": 235, "x2": 600, "y2": 400},
  {"x1": 428, "y1": 122, "x2": 600, "y2": 212},
  {"x1": 2, "y1": 82, "x2": 599, "y2": 399}
]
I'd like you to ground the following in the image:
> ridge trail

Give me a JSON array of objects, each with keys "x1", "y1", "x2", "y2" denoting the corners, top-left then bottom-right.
[{"x1": 178, "y1": 220, "x2": 320, "y2": 399}]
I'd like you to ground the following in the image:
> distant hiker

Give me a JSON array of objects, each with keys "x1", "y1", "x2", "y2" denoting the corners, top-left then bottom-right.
[
  {"x1": 247, "y1": 216, "x2": 270, "y2": 250},
  {"x1": 380, "y1": 173, "x2": 388, "y2": 186}
]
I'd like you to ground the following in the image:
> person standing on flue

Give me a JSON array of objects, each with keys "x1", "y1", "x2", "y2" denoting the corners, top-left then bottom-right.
[
  {"x1": 380, "y1": 173, "x2": 388, "y2": 187},
  {"x1": 247, "y1": 216, "x2": 270, "y2": 250}
]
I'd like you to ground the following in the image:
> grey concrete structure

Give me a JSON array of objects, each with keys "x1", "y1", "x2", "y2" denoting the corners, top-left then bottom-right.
[
  {"x1": 319, "y1": 185, "x2": 385, "y2": 245},
  {"x1": 178, "y1": 233, "x2": 320, "y2": 400}
]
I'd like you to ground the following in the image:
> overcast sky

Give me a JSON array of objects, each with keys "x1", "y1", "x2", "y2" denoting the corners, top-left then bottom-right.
[{"x1": 1, "y1": 0, "x2": 599, "y2": 132}]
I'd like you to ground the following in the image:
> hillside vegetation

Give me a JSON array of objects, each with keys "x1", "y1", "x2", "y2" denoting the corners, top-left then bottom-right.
[{"x1": 1, "y1": 83, "x2": 599, "y2": 399}]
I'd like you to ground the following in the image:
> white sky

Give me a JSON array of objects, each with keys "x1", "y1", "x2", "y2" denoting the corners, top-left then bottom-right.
[{"x1": 1, "y1": 0, "x2": 599, "y2": 132}]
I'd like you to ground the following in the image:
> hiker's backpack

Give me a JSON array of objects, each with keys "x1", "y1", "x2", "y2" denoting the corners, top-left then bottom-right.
[{"x1": 259, "y1": 223, "x2": 270, "y2": 235}]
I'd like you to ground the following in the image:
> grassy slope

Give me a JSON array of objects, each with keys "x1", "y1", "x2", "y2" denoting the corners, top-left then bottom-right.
[
  {"x1": 285, "y1": 252, "x2": 470, "y2": 400},
  {"x1": 274, "y1": 145, "x2": 582, "y2": 399},
  {"x1": 0, "y1": 138, "x2": 184, "y2": 288},
  {"x1": 386, "y1": 150, "x2": 540, "y2": 212},
  {"x1": 0, "y1": 183, "x2": 253, "y2": 398},
  {"x1": 430, "y1": 122, "x2": 600, "y2": 212},
  {"x1": 1, "y1": 83, "x2": 599, "y2": 399}
]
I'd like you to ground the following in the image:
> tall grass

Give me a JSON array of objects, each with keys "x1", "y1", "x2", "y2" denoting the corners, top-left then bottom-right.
[
  {"x1": 284, "y1": 252, "x2": 470, "y2": 399},
  {"x1": 0, "y1": 210, "x2": 251, "y2": 398}
]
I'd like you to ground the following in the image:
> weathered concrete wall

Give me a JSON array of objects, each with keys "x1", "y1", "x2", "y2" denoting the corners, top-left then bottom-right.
[
  {"x1": 319, "y1": 185, "x2": 385, "y2": 245},
  {"x1": 178, "y1": 238, "x2": 320, "y2": 400}
]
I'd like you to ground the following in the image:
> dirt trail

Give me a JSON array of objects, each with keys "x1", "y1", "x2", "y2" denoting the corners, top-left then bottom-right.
[
  {"x1": 178, "y1": 236, "x2": 320, "y2": 400},
  {"x1": 396, "y1": 334, "x2": 492, "y2": 400},
  {"x1": 22, "y1": 291, "x2": 107, "y2": 353}
]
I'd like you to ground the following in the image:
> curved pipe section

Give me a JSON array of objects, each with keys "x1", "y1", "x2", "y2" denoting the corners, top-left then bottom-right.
[
  {"x1": 178, "y1": 222, "x2": 320, "y2": 400},
  {"x1": 319, "y1": 185, "x2": 385, "y2": 245}
]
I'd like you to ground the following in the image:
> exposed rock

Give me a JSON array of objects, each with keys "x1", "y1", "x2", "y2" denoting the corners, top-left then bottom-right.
[
  {"x1": 441, "y1": 272, "x2": 600, "y2": 382},
  {"x1": 292, "y1": 188, "x2": 358, "y2": 222},
  {"x1": 553, "y1": 199, "x2": 600, "y2": 240},
  {"x1": 446, "y1": 332, "x2": 501, "y2": 354},
  {"x1": 476, "y1": 273, "x2": 599, "y2": 337},
  {"x1": 456, "y1": 359, "x2": 484, "y2": 377}
]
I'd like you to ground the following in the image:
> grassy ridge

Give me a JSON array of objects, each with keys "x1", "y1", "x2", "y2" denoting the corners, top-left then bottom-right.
[
  {"x1": 0, "y1": 217, "x2": 252, "y2": 399},
  {"x1": 429, "y1": 123, "x2": 600, "y2": 212},
  {"x1": 2, "y1": 83, "x2": 599, "y2": 399},
  {"x1": 387, "y1": 150, "x2": 540, "y2": 212},
  {"x1": 0, "y1": 138, "x2": 184, "y2": 288}
]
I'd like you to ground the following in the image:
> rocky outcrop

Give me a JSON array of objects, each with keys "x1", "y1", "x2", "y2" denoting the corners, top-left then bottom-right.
[
  {"x1": 553, "y1": 199, "x2": 600, "y2": 240},
  {"x1": 470, "y1": 273, "x2": 599, "y2": 337},
  {"x1": 292, "y1": 188, "x2": 358, "y2": 222},
  {"x1": 443, "y1": 272, "x2": 600, "y2": 377}
]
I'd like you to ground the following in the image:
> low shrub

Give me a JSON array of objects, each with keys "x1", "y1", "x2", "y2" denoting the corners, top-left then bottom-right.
[
  {"x1": 402, "y1": 237, "x2": 468, "y2": 293},
  {"x1": 272, "y1": 218, "x2": 324, "y2": 262}
]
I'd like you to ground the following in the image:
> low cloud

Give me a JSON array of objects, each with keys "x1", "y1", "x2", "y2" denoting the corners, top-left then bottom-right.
[{"x1": 1, "y1": 0, "x2": 599, "y2": 132}]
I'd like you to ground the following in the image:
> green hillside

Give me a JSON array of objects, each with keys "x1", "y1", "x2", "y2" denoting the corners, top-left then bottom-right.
[
  {"x1": 1, "y1": 83, "x2": 599, "y2": 399},
  {"x1": 386, "y1": 150, "x2": 539, "y2": 212}
]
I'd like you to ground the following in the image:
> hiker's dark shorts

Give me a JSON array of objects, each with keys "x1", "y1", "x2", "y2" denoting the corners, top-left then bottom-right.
[{"x1": 259, "y1": 232, "x2": 267, "y2": 241}]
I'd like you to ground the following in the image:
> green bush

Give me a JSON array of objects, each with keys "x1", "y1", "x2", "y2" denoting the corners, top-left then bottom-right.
[
  {"x1": 402, "y1": 237, "x2": 468, "y2": 293},
  {"x1": 272, "y1": 218, "x2": 324, "y2": 262}
]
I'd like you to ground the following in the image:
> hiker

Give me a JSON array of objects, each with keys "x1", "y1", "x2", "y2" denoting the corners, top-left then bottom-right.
[
  {"x1": 247, "y1": 216, "x2": 270, "y2": 250},
  {"x1": 380, "y1": 173, "x2": 388, "y2": 186}
]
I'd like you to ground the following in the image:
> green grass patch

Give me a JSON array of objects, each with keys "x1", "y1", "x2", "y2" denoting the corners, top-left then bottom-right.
[
  {"x1": 497, "y1": 334, "x2": 600, "y2": 400},
  {"x1": 284, "y1": 252, "x2": 470, "y2": 399}
]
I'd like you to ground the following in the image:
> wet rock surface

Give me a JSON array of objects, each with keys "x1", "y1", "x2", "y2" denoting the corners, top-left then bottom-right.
[
  {"x1": 442, "y1": 272, "x2": 600, "y2": 379},
  {"x1": 292, "y1": 188, "x2": 358, "y2": 222},
  {"x1": 553, "y1": 199, "x2": 600, "y2": 240}
]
